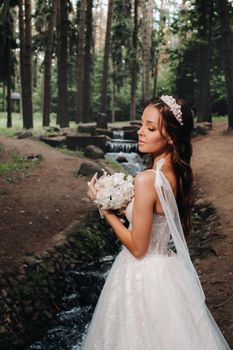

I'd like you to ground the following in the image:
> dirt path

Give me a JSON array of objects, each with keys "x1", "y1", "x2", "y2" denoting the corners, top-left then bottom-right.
[
  {"x1": 0, "y1": 124, "x2": 233, "y2": 345},
  {"x1": 192, "y1": 122, "x2": 233, "y2": 346},
  {"x1": 0, "y1": 136, "x2": 95, "y2": 271}
]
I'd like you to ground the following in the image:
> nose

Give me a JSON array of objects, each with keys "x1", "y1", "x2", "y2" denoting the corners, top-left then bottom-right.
[{"x1": 137, "y1": 125, "x2": 144, "y2": 135}]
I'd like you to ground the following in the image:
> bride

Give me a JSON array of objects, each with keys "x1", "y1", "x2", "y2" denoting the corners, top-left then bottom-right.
[{"x1": 84, "y1": 96, "x2": 231, "y2": 349}]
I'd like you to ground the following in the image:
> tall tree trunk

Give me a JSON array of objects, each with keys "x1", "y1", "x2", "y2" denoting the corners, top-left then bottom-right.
[
  {"x1": 100, "y1": 0, "x2": 113, "y2": 115},
  {"x1": 2, "y1": 83, "x2": 6, "y2": 111},
  {"x1": 6, "y1": 38, "x2": 12, "y2": 128},
  {"x1": 130, "y1": 0, "x2": 138, "y2": 121},
  {"x1": 153, "y1": 56, "x2": 158, "y2": 97},
  {"x1": 18, "y1": 0, "x2": 26, "y2": 124},
  {"x1": 57, "y1": 0, "x2": 69, "y2": 127},
  {"x1": 76, "y1": 0, "x2": 86, "y2": 123},
  {"x1": 141, "y1": 0, "x2": 153, "y2": 104},
  {"x1": 215, "y1": 0, "x2": 233, "y2": 129},
  {"x1": 83, "y1": 0, "x2": 93, "y2": 123},
  {"x1": 196, "y1": 0, "x2": 212, "y2": 123},
  {"x1": 43, "y1": 0, "x2": 57, "y2": 127},
  {"x1": 111, "y1": 79, "x2": 115, "y2": 123},
  {"x1": 153, "y1": 0, "x2": 165, "y2": 97},
  {"x1": 23, "y1": 0, "x2": 33, "y2": 128},
  {"x1": 56, "y1": 0, "x2": 61, "y2": 124}
]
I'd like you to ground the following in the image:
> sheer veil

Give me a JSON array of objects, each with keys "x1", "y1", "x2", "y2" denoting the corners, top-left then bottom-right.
[{"x1": 155, "y1": 158, "x2": 230, "y2": 349}]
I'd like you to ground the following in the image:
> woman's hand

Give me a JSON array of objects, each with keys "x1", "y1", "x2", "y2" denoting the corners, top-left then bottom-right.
[{"x1": 87, "y1": 172, "x2": 98, "y2": 202}]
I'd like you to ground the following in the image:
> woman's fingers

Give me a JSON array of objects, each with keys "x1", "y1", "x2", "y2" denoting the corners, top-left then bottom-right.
[
  {"x1": 90, "y1": 172, "x2": 98, "y2": 185},
  {"x1": 87, "y1": 173, "x2": 98, "y2": 201}
]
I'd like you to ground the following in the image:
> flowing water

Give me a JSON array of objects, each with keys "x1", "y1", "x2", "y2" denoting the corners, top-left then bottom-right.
[
  {"x1": 105, "y1": 130, "x2": 144, "y2": 175},
  {"x1": 28, "y1": 130, "x2": 144, "y2": 349},
  {"x1": 27, "y1": 256, "x2": 116, "y2": 350}
]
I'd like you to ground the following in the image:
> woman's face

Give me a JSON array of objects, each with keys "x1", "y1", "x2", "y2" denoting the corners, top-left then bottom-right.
[{"x1": 137, "y1": 104, "x2": 168, "y2": 155}]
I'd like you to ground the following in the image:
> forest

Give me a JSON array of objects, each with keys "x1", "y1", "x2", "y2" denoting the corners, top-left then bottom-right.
[{"x1": 0, "y1": 0, "x2": 233, "y2": 130}]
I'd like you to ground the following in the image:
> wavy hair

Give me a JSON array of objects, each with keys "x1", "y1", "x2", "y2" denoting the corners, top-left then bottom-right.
[{"x1": 146, "y1": 97, "x2": 194, "y2": 240}]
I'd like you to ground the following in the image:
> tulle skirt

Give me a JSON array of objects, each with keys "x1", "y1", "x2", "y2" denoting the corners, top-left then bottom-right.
[{"x1": 82, "y1": 248, "x2": 230, "y2": 350}]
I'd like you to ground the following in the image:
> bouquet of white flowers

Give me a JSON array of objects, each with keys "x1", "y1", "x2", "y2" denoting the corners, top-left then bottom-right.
[{"x1": 93, "y1": 170, "x2": 134, "y2": 214}]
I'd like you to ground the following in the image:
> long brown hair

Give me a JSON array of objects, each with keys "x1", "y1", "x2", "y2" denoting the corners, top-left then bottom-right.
[{"x1": 147, "y1": 97, "x2": 194, "y2": 240}]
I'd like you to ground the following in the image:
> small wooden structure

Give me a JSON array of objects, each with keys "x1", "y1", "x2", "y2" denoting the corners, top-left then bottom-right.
[{"x1": 7, "y1": 92, "x2": 20, "y2": 113}]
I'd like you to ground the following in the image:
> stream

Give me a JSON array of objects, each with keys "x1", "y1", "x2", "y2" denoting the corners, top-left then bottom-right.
[
  {"x1": 27, "y1": 256, "x2": 116, "y2": 350},
  {"x1": 27, "y1": 133, "x2": 143, "y2": 349}
]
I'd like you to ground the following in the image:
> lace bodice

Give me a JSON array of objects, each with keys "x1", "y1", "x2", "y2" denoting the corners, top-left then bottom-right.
[{"x1": 125, "y1": 197, "x2": 171, "y2": 256}]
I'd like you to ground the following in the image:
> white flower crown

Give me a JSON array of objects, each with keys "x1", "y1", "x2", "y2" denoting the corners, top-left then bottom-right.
[{"x1": 160, "y1": 95, "x2": 183, "y2": 125}]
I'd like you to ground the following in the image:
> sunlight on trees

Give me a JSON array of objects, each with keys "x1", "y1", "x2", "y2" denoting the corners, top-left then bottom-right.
[{"x1": 0, "y1": 0, "x2": 232, "y2": 129}]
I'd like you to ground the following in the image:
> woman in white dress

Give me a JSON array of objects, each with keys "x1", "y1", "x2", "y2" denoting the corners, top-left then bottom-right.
[{"x1": 85, "y1": 96, "x2": 231, "y2": 349}]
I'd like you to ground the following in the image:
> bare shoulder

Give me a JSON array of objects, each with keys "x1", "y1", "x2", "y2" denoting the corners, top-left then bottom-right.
[{"x1": 134, "y1": 170, "x2": 156, "y2": 185}]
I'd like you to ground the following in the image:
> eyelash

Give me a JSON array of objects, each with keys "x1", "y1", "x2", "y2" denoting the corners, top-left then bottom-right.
[{"x1": 139, "y1": 124, "x2": 156, "y2": 131}]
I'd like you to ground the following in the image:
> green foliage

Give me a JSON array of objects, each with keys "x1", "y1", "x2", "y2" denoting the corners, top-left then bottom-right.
[
  {"x1": 74, "y1": 217, "x2": 119, "y2": 260},
  {"x1": 105, "y1": 159, "x2": 129, "y2": 175},
  {"x1": 59, "y1": 145, "x2": 85, "y2": 158},
  {"x1": 0, "y1": 155, "x2": 40, "y2": 178}
]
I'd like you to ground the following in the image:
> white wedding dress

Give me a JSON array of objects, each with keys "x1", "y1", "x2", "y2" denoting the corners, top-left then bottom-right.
[{"x1": 82, "y1": 159, "x2": 231, "y2": 349}]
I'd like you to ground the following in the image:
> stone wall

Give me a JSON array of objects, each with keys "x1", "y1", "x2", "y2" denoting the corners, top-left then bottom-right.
[{"x1": 0, "y1": 212, "x2": 119, "y2": 350}]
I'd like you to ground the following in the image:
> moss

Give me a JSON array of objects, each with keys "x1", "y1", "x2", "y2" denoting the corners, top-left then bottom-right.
[
  {"x1": 74, "y1": 216, "x2": 120, "y2": 261},
  {"x1": 104, "y1": 159, "x2": 129, "y2": 175}
]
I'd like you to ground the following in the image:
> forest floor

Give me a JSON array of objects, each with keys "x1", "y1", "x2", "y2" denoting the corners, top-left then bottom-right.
[
  {"x1": 0, "y1": 121, "x2": 233, "y2": 346},
  {"x1": 191, "y1": 121, "x2": 233, "y2": 345},
  {"x1": 0, "y1": 136, "x2": 96, "y2": 271}
]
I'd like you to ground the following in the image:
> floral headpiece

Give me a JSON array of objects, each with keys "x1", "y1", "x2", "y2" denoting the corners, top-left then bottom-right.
[{"x1": 160, "y1": 95, "x2": 183, "y2": 125}]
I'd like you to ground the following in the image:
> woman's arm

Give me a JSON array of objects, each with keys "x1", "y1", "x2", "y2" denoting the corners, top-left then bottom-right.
[{"x1": 102, "y1": 172, "x2": 156, "y2": 259}]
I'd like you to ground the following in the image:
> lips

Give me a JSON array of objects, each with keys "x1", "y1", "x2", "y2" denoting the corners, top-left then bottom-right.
[{"x1": 138, "y1": 139, "x2": 145, "y2": 144}]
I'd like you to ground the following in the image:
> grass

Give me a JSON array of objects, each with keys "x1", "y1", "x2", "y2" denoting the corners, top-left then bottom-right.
[
  {"x1": 0, "y1": 156, "x2": 40, "y2": 180},
  {"x1": 104, "y1": 159, "x2": 129, "y2": 174},
  {"x1": 0, "y1": 112, "x2": 78, "y2": 137},
  {"x1": 58, "y1": 145, "x2": 85, "y2": 158}
]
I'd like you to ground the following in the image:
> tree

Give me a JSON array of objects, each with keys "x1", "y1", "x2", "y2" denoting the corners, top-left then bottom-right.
[
  {"x1": 18, "y1": 0, "x2": 33, "y2": 129},
  {"x1": 130, "y1": 0, "x2": 139, "y2": 121},
  {"x1": 111, "y1": 0, "x2": 132, "y2": 122},
  {"x1": 57, "y1": 0, "x2": 69, "y2": 127},
  {"x1": 24, "y1": 0, "x2": 33, "y2": 128},
  {"x1": 76, "y1": 0, "x2": 86, "y2": 123},
  {"x1": 42, "y1": 0, "x2": 57, "y2": 127},
  {"x1": 195, "y1": 0, "x2": 213, "y2": 123},
  {"x1": 0, "y1": 1, "x2": 17, "y2": 127},
  {"x1": 141, "y1": 0, "x2": 153, "y2": 104},
  {"x1": 215, "y1": 0, "x2": 233, "y2": 129},
  {"x1": 83, "y1": 0, "x2": 93, "y2": 123},
  {"x1": 100, "y1": 0, "x2": 113, "y2": 116},
  {"x1": 151, "y1": 0, "x2": 166, "y2": 97}
]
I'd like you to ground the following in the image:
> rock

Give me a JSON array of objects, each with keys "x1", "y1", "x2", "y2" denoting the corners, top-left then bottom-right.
[
  {"x1": 84, "y1": 145, "x2": 104, "y2": 159},
  {"x1": 17, "y1": 130, "x2": 33, "y2": 139},
  {"x1": 17, "y1": 275, "x2": 27, "y2": 282},
  {"x1": 18, "y1": 264, "x2": 28, "y2": 275},
  {"x1": 193, "y1": 125, "x2": 208, "y2": 136},
  {"x1": 75, "y1": 161, "x2": 102, "y2": 177},
  {"x1": 54, "y1": 242, "x2": 67, "y2": 252},
  {"x1": 42, "y1": 310, "x2": 53, "y2": 320},
  {"x1": 40, "y1": 251, "x2": 51, "y2": 259},
  {"x1": 195, "y1": 198, "x2": 206, "y2": 207},
  {"x1": 25, "y1": 154, "x2": 42, "y2": 162},
  {"x1": 1, "y1": 289, "x2": 8, "y2": 298},
  {"x1": 25, "y1": 256, "x2": 40, "y2": 267},
  {"x1": 77, "y1": 123, "x2": 96, "y2": 134},
  {"x1": 46, "y1": 265, "x2": 55, "y2": 274},
  {"x1": 24, "y1": 305, "x2": 33, "y2": 315},
  {"x1": 116, "y1": 155, "x2": 128, "y2": 163},
  {"x1": 95, "y1": 128, "x2": 112, "y2": 137}
]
